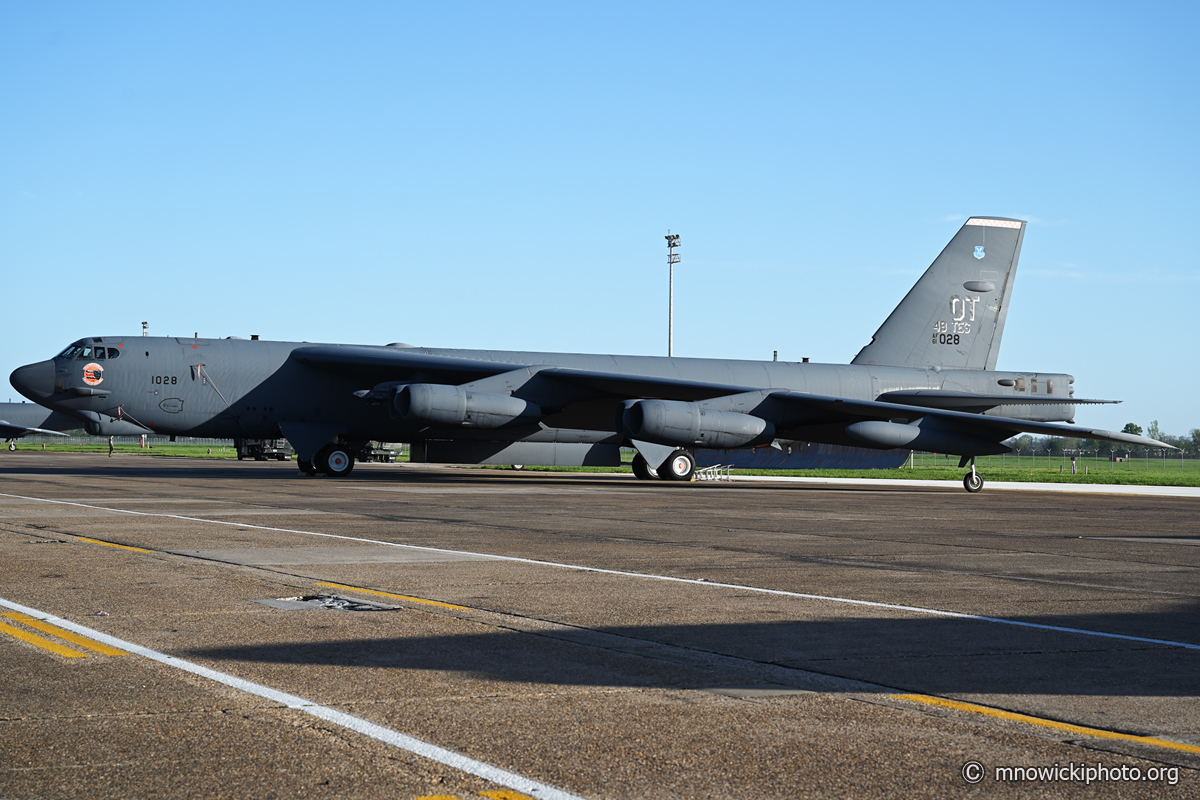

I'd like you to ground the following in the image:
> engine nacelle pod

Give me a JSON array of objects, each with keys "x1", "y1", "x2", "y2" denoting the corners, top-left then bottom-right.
[
  {"x1": 845, "y1": 420, "x2": 1009, "y2": 456},
  {"x1": 79, "y1": 411, "x2": 151, "y2": 437},
  {"x1": 623, "y1": 399, "x2": 774, "y2": 448},
  {"x1": 395, "y1": 384, "x2": 541, "y2": 429}
]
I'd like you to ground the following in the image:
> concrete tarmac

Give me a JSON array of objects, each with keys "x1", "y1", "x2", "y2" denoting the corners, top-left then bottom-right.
[{"x1": 1, "y1": 453, "x2": 1198, "y2": 799}]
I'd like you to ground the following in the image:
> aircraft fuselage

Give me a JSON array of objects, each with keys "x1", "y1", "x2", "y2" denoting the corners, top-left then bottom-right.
[{"x1": 14, "y1": 336, "x2": 1078, "y2": 448}]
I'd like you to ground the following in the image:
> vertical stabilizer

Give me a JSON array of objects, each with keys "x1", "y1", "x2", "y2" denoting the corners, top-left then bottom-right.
[{"x1": 852, "y1": 217, "x2": 1025, "y2": 370}]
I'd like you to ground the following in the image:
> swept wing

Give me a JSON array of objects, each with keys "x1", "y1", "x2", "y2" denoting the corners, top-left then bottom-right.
[{"x1": 292, "y1": 347, "x2": 1172, "y2": 452}]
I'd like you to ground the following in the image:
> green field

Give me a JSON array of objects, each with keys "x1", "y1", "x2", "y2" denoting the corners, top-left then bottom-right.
[
  {"x1": 7, "y1": 442, "x2": 1199, "y2": 486},
  {"x1": 7, "y1": 442, "x2": 239, "y2": 458}
]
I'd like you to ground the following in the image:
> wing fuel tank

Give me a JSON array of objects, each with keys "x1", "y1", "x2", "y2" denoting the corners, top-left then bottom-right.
[{"x1": 845, "y1": 420, "x2": 1010, "y2": 456}]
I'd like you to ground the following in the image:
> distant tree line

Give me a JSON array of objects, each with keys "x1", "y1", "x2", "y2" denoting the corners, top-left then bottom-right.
[{"x1": 1003, "y1": 421, "x2": 1200, "y2": 459}]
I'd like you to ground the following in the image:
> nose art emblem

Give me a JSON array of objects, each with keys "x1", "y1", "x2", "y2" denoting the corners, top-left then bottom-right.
[{"x1": 82, "y1": 363, "x2": 105, "y2": 386}]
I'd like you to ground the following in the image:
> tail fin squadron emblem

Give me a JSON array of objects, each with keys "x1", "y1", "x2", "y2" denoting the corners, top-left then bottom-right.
[
  {"x1": 82, "y1": 363, "x2": 104, "y2": 386},
  {"x1": 973, "y1": 246, "x2": 985, "y2": 260}
]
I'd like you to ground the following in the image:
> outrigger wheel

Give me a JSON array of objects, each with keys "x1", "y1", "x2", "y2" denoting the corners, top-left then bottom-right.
[
  {"x1": 963, "y1": 457, "x2": 984, "y2": 493},
  {"x1": 316, "y1": 443, "x2": 355, "y2": 478}
]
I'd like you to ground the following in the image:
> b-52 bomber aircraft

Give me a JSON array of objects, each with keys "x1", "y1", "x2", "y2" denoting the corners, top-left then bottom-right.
[
  {"x1": 0, "y1": 401, "x2": 74, "y2": 450},
  {"x1": 10, "y1": 217, "x2": 1171, "y2": 492}
]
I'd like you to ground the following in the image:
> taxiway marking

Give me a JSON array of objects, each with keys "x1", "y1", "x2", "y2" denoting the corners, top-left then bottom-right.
[
  {"x1": 0, "y1": 595, "x2": 587, "y2": 800},
  {"x1": 316, "y1": 581, "x2": 469, "y2": 610},
  {"x1": 76, "y1": 536, "x2": 154, "y2": 553},
  {"x1": 1, "y1": 611, "x2": 126, "y2": 655},
  {"x1": 2, "y1": 491, "x2": 1198, "y2": 652},
  {"x1": 894, "y1": 694, "x2": 1200, "y2": 755},
  {"x1": 729, "y1": 474, "x2": 1200, "y2": 498},
  {"x1": 0, "y1": 619, "x2": 88, "y2": 658}
]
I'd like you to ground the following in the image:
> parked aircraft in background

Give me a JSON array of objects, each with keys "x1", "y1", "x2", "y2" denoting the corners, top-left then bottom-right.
[
  {"x1": 0, "y1": 401, "x2": 73, "y2": 450},
  {"x1": 9, "y1": 217, "x2": 1171, "y2": 491}
]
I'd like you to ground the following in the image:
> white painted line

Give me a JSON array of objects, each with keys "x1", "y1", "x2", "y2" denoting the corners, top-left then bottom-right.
[
  {"x1": 727, "y1": 475, "x2": 1200, "y2": 498},
  {"x1": 2, "y1": 492, "x2": 1197, "y2": 652},
  {"x1": 0, "y1": 594, "x2": 585, "y2": 800}
]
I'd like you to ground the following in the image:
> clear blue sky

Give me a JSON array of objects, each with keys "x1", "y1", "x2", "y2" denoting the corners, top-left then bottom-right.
[{"x1": 3, "y1": 2, "x2": 1196, "y2": 434}]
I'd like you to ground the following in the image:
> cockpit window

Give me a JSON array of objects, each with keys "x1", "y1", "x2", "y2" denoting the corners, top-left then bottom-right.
[{"x1": 55, "y1": 342, "x2": 120, "y2": 359}]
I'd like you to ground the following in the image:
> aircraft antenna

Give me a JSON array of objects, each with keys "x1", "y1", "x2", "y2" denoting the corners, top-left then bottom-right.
[
  {"x1": 666, "y1": 231, "x2": 681, "y2": 357},
  {"x1": 141, "y1": 321, "x2": 148, "y2": 337}
]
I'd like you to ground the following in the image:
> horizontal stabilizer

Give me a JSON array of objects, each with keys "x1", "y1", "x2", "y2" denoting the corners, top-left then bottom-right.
[{"x1": 876, "y1": 390, "x2": 1118, "y2": 412}]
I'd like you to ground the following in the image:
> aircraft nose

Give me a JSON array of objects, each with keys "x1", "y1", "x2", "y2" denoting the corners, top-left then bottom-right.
[{"x1": 10, "y1": 360, "x2": 55, "y2": 403}]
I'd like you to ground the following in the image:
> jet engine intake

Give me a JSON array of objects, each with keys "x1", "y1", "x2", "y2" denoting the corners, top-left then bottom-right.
[
  {"x1": 845, "y1": 420, "x2": 1010, "y2": 456},
  {"x1": 395, "y1": 384, "x2": 541, "y2": 429},
  {"x1": 623, "y1": 399, "x2": 774, "y2": 448}
]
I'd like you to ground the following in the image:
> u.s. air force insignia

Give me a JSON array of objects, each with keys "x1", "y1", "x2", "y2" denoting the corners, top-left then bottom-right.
[
  {"x1": 82, "y1": 363, "x2": 104, "y2": 386},
  {"x1": 973, "y1": 246, "x2": 985, "y2": 260}
]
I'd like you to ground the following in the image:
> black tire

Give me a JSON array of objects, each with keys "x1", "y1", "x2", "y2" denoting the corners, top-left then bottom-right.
[
  {"x1": 7, "y1": 442, "x2": 16, "y2": 451},
  {"x1": 317, "y1": 444, "x2": 355, "y2": 477},
  {"x1": 662, "y1": 449, "x2": 696, "y2": 482},
  {"x1": 297, "y1": 457, "x2": 318, "y2": 476},
  {"x1": 631, "y1": 454, "x2": 659, "y2": 480},
  {"x1": 964, "y1": 472, "x2": 984, "y2": 493}
]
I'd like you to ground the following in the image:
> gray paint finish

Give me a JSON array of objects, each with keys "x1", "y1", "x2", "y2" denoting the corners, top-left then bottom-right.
[{"x1": 9, "y1": 218, "x2": 1172, "y2": 479}]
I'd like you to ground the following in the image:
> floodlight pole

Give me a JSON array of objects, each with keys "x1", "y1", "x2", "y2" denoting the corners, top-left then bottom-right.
[{"x1": 666, "y1": 231, "x2": 680, "y2": 357}]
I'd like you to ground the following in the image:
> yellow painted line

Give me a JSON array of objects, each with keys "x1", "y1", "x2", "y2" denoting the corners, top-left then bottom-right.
[
  {"x1": 894, "y1": 694, "x2": 1200, "y2": 755},
  {"x1": 316, "y1": 582, "x2": 468, "y2": 610},
  {"x1": 478, "y1": 792, "x2": 538, "y2": 800},
  {"x1": 2, "y1": 612, "x2": 126, "y2": 656},
  {"x1": 0, "y1": 620, "x2": 89, "y2": 658},
  {"x1": 76, "y1": 537, "x2": 154, "y2": 553}
]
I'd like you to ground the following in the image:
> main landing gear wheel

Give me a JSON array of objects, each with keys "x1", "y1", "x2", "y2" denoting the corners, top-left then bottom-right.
[
  {"x1": 631, "y1": 453, "x2": 659, "y2": 481},
  {"x1": 316, "y1": 444, "x2": 355, "y2": 478},
  {"x1": 297, "y1": 457, "x2": 318, "y2": 476},
  {"x1": 7, "y1": 442, "x2": 15, "y2": 451},
  {"x1": 662, "y1": 449, "x2": 696, "y2": 482}
]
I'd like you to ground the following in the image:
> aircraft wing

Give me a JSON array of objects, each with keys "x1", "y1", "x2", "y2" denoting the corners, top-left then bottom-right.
[
  {"x1": 290, "y1": 348, "x2": 1172, "y2": 451},
  {"x1": 0, "y1": 422, "x2": 69, "y2": 439},
  {"x1": 769, "y1": 392, "x2": 1174, "y2": 449},
  {"x1": 538, "y1": 367, "x2": 755, "y2": 402},
  {"x1": 538, "y1": 367, "x2": 1172, "y2": 449},
  {"x1": 290, "y1": 345, "x2": 525, "y2": 384}
]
